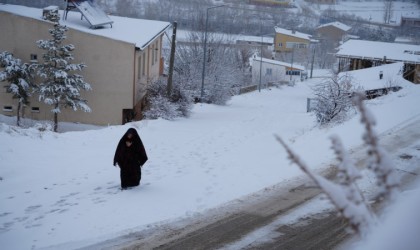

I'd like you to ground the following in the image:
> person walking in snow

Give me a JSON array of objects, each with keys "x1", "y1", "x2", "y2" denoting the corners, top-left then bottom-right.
[{"x1": 113, "y1": 128, "x2": 148, "y2": 190}]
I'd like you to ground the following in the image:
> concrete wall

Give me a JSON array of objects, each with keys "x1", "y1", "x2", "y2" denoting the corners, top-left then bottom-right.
[
  {"x1": 0, "y1": 11, "x2": 164, "y2": 125},
  {"x1": 251, "y1": 59, "x2": 288, "y2": 85}
]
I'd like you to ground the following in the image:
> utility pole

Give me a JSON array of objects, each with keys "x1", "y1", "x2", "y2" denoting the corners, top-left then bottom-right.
[
  {"x1": 290, "y1": 47, "x2": 294, "y2": 82},
  {"x1": 310, "y1": 46, "x2": 315, "y2": 79},
  {"x1": 167, "y1": 21, "x2": 177, "y2": 96}
]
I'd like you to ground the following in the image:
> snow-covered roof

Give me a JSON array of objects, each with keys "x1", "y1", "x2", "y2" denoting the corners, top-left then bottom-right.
[
  {"x1": 317, "y1": 21, "x2": 351, "y2": 32},
  {"x1": 0, "y1": 4, "x2": 171, "y2": 50},
  {"x1": 336, "y1": 39, "x2": 420, "y2": 64},
  {"x1": 236, "y1": 36, "x2": 274, "y2": 44},
  {"x1": 274, "y1": 26, "x2": 312, "y2": 41},
  {"x1": 252, "y1": 56, "x2": 305, "y2": 71},
  {"x1": 395, "y1": 36, "x2": 417, "y2": 44},
  {"x1": 343, "y1": 62, "x2": 408, "y2": 90},
  {"x1": 176, "y1": 30, "x2": 274, "y2": 45}
]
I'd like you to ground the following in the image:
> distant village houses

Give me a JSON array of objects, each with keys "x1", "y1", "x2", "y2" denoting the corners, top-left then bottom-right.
[
  {"x1": 0, "y1": 4, "x2": 171, "y2": 126},
  {"x1": 248, "y1": 0, "x2": 294, "y2": 7},
  {"x1": 274, "y1": 26, "x2": 317, "y2": 53},
  {"x1": 315, "y1": 21, "x2": 351, "y2": 46},
  {"x1": 305, "y1": 0, "x2": 336, "y2": 4},
  {"x1": 235, "y1": 36, "x2": 274, "y2": 52},
  {"x1": 400, "y1": 16, "x2": 420, "y2": 29}
]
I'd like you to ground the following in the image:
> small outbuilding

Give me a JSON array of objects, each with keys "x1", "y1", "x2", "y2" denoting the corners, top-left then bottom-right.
[
  {"x1": 251, "y1": 55, "x2": 305, "y2": 87},
  {"x1": 336, "y1": 39, "x2": 420, "y2": 84}
]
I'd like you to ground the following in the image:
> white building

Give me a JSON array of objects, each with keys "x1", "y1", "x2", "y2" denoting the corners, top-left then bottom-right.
[{"x1": 251, "y1": 55, "x2": 306, "y2": 87}]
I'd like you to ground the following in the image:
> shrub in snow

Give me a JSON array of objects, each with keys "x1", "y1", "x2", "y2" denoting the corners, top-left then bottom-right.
[
  {"x1": 143, "y1": 78, "x2": 192, "y2": 120},
  {"x1": 35, "y1": 22, "x2": 91, "y2": 132},
  {"x1": 0, "y1": 51, "x2": 36, "y2": 127},
  {"x1": 312, "y1": 72, "x2": 360, "y2": 125},
  {"x1": 173, "y1": 32, "x2": 245, "y2": 105},
  {"x1": 276, "y1": 92, "x2": 399, "y2": 236},
  {"x1": 34, "y1": 122, "x2": 53, "y2": 132},
  {"x1": 383, "y1": 76, "x2": 400, "y2": 89}
]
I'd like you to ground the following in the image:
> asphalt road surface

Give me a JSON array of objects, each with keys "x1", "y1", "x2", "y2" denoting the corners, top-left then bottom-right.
[{"x1": 82, "y1": 118, "x2": 420, "y2": 250}]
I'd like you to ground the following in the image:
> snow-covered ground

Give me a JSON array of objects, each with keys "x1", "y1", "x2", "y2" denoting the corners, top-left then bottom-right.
[{"x1": 1, "y1": 63, "x2": 420, "y2": 249}]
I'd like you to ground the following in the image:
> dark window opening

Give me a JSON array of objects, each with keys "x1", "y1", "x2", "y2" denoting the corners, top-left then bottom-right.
[
  {"x1": 30, "y1": 54, "x2": 38, "y2": 62},
  {"x1": 3, "y1": 106, "x2": 13, "y2": 112}
]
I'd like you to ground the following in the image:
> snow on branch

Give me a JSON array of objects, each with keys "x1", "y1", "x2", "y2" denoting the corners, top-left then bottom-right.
[
  {"x1": 277, "y1": 94, "x2": 400, "y2": 236},
  {"x1": 275, "y1": 135, "x2": 375, "y2": 235},
  {"x1": 352, "y1": 92, "x2": 400, "y2": 201}
]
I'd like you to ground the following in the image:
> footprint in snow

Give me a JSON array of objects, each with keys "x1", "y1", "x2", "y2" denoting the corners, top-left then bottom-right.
[
  {"x1": 0, "y1": 212, "x2": 12, "y2": 217},
  {"x1": 0, "y1": 221, "x2": 14, "y2": 233},
  {"x1": 24, "y1": 205, "x2": 42, "y2": 214}
]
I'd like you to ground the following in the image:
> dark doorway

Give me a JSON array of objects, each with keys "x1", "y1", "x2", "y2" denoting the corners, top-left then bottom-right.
[{"x1": 122, "y1": 109, "x2": 135, "y2": 124}]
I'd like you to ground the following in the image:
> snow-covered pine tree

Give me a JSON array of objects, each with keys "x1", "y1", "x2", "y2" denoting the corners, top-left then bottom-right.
[
  {"x1": 0, "y1": 51, "x2": 35, "y2": 126},
  {"x1": 36, "y1": 22, "x2": 91, "y2": 132}
]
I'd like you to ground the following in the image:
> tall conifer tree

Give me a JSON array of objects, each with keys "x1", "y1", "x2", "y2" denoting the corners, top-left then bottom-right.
[{"x1": 36, "y1": 22, "x2": 91, "y2": 132}]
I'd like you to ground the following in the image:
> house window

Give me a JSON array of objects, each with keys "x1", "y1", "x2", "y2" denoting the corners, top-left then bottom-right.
[
  {"x1": 151, "y1": 45, "x2": 155, "y2": 66},
  {"x1": 266, "y1": 68, "x2": 272, "y2": 75},
  {"x1": 286, "y1": 42, "x2": 307, "y2": 49},
  {"x1": 31, "y1": 107, "x2": 40, "y2": 113},
  {"x1": 138, "y1": 56, "x2": 142, "y2": 78},
  {"x1": 155, "y1": 40, "x2": 159, "y2": 64},
  {"x1": 278, "y1": 42, "x2": 283, "y2": 47},
  {"x1": 286, "y1": 70, "x2": 301, "y2": 76},
  {"x1": 3, "y1": 106, "x2": 13, "y2": 112},
  {"x1": 30, "y1": 54, "x2": 38, "y2": 63},
  {"x1": 142, "y1": 54, "x2": 146, "y2": 76},
  {"x1": 298, "y1": 43, "x2": 307, "y2": 49},
  {"x1": 286, "y1": 42, "x2": 296, "y2": 49}
]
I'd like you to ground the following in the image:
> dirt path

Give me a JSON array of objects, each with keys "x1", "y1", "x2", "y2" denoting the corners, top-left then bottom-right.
[{"x1": 82, "y1": 118, "x2": 420, "y2": 250}]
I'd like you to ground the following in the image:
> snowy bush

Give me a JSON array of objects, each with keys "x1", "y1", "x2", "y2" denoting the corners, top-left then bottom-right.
[
  {"x1": 383, "y1": 76, "x2": 400, "y2": 89},
  {"x1": 33, "y1": 122, "x2": 53, "y2": 132},
  {"x1": 276, "y1": 93, "x2": 399, "y2": 236},
  {"x1": 174, "y1": 32, "x2": 245, "y2": 105},
  {"x1": 143, "y1": 78, "x2": 192, "y2": 120},
  {"x1": 312, "y1": 72, "x2": 360, "y2": 125}
]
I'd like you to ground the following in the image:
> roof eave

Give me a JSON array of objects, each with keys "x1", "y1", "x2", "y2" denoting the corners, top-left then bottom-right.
[
  {"x1": 335, "y1": 54, "x2": 420, "y2": 65},
  {"x1": 136, "y1": 23, "x2": 172, "y2": 51}
]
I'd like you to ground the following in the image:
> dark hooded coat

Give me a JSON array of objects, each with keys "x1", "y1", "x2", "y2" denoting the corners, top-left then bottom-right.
[{"x1": 113, "y1": 128, "x2": 148, "y2": 188}]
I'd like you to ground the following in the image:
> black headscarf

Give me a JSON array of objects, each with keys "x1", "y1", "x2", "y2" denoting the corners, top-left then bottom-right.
[{"x1": 113, "y1": 128, "x2": 148, "y2": 167}]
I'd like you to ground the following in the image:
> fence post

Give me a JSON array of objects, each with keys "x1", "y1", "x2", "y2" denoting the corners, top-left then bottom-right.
[{"x1": 307, "y1": 98, "x2": 311, "y2": 112}]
